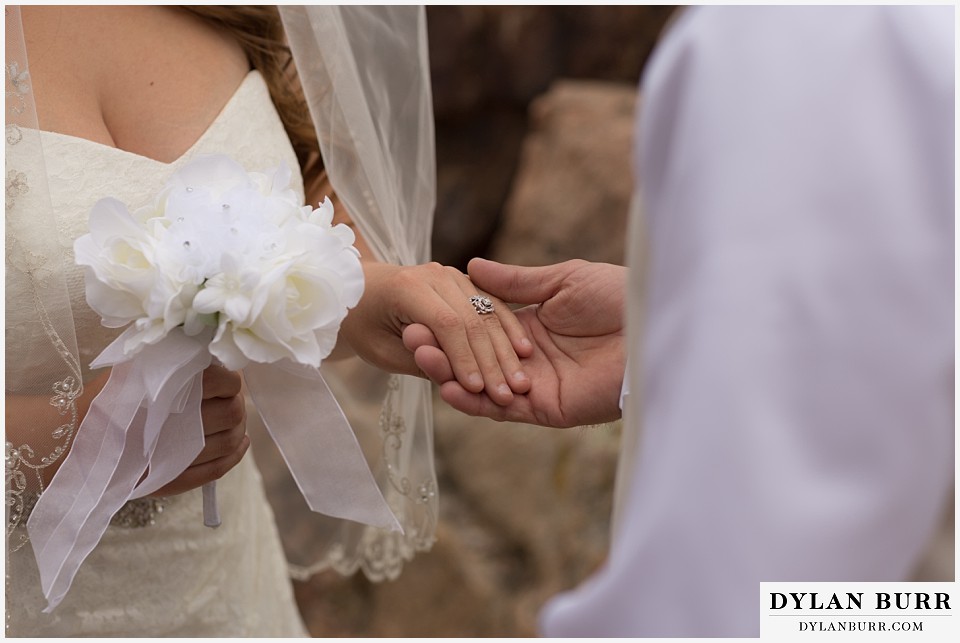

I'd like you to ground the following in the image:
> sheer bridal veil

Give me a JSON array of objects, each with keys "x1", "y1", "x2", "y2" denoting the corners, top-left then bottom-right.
[
  {"x1": 276, "y1": 5, "x2": 439, "y2": 581},
  {"x1": 5, "y1": 4, "x2": 438, "y2": 587}
]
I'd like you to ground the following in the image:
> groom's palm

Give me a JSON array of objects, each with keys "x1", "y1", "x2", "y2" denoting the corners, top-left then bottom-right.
[
  {"x1": 507, "y1": 302, "x2": 624, "y2": 427},
  {"x1": 421, "y1": 260, "x2": 626, "y2": 428}
]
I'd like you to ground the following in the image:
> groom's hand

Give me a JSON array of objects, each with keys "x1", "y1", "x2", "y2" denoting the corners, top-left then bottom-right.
[{"x1": 405, "y1": 258, "x2": 628, "y2": 428}]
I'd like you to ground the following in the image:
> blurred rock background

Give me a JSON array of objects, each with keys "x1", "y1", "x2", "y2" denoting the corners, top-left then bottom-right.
[
  {"x1": 288, "y1": 6, "x2": 676, "y2": 636},
  {"x1": 430, "y1": 5, "x2": 674, "y2": 270}
]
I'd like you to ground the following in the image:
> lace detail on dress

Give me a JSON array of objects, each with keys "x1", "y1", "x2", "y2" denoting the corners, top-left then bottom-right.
[{"x1": 5, "y1": 168, "x2": 28, "y2": 209}]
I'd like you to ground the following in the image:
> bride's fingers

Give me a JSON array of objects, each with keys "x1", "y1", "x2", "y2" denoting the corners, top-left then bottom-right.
[
  {"x1": 196, "y1": 418, "x2": 247, "y2": 464},
  {"x1": 493, "y1": 301, "x2": 534, "y2": 359},
  {"x1": 468, "y1": 286, "x2": 532, "y2": 394},
  {"x1": 202, "y1": 363, "x2": 242, "y2": 399},
  {"x1": 396, "y1": 263, "x2": 524, "y2": 403},
  {"x1": 417, "y1": 267, "x2": 510, "y2": 403},
  {"x1": 446, "y1": 268, "x2": 531, "y2": 396},
  {"x1": 200, "y1": 395, "x2": 246, "y2": 438},
  {"x1": 471, "y1": 291, "x2": 531, "y2": 394},
  {"x1": 460, "y1": 263, "x2": 535, "y2": 360},
  {"x1": 421, "y1": 298, "x2": 486, "y2": 394},
  {"x1": 442, "y1": 273, "x2": 516, "y2": 405},
  {"x1": 148, "y1": 435, "x2": 250, "y2": 497}
]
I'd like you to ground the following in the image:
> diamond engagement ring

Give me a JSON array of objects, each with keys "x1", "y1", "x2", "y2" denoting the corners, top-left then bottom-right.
[{"x1": 469, "y1": 295, "x2": 495, "y2": 315}]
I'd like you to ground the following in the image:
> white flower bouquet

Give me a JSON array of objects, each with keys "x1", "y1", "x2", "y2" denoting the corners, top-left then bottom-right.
[
  {"x1": 28, "y1": 155, "x2": 399, "y2": 612},
  {"x1": 76, "y1": 155, "x2": 361, "y2": 371}
]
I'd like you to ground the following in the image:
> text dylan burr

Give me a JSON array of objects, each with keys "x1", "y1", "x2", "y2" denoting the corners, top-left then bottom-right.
[{"x1": 770, "y1": 592, "x2": 950, "y2": 611}]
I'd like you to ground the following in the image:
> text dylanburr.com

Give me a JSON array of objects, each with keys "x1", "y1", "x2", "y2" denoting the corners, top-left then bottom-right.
[{"x1": 760, "y1": 583, "x2": 956, "y2": 641}]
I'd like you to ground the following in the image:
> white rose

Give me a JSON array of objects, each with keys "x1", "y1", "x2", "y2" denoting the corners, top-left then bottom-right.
[
  {"x1": 206, "y1": 218, "x2": 364, "y2": 370},
  {"x1": 74, "y1": 197, "x2": 159, "y2": 328},
  {"x1": 76, "y1": 193, "x2": 205, "y2": 356}
]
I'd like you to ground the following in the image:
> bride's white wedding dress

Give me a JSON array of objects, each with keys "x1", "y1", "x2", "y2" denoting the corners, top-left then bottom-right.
[{"x1": 6, "y1": 71, "x2": 308, "y2": 637}]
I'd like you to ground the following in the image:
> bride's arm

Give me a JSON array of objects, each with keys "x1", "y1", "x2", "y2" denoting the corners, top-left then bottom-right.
[{"x1": 307, "y1": 175, "x2": 533, "y2": 406}]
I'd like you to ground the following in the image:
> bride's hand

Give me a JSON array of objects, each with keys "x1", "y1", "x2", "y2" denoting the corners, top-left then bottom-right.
[
  {"x1": 311, "y1": 184, "x2": 530, "y2": 405},
  {"x1": 148, "y1": 363, "x2": 249, "y2": 497},
  {"x1": 339, "y1": 261, "x2": 534, "y2": 405}
]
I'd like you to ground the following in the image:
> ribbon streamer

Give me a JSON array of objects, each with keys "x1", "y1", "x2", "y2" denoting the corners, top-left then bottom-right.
[
  {"x1": 27, "y1": 327, "x2": 399, "y2": 612},
  {"x1": 244, "y1": 362, "x2": 398, "y2": 525}
]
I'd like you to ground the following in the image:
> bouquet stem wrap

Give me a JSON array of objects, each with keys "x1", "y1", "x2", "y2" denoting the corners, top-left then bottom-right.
[{"x1": 202, "y1": 482, "x2": 221, "y2": 528}]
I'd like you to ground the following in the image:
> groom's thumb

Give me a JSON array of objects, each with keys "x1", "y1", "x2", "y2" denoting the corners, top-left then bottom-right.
[{"x1": 467, "y1": 257, "x2": 572, "y2": 305}]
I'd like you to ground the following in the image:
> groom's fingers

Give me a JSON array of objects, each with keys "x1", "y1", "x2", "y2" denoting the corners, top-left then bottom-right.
[
  {"x1": 413, "y1": 345, "x2": 455, "y2": 384},
  {"x1": 402, "y1": 323, "x2": 440, "y2": 352},
  {"x1": 405, "y1": 317, "x2": 531, "y2": 396},
  {"x1": 438, "y1": 381, "x2": 535, "y2": 424},
  {"x1": 439, "y1": 381, "x2": 507, "y2": 421},
  {"x1": 467, "y1": 257, "x2": 580, "y2": 306}
]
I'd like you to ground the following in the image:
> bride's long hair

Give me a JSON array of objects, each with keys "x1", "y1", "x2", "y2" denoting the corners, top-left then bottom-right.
[{"x1": 179, "y1": 5, "x2": 325, "y2": 191}]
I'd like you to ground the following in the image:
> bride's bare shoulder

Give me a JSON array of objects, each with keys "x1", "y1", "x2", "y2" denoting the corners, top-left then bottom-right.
[{"x1": 20, "y1": 6, "x2": 249, "y2": 161}]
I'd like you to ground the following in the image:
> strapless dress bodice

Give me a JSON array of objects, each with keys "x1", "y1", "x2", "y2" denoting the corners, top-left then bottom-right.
[
  {"x1": 5, "y1": 70, "x2": 308, "y2": 637},
  {"x1": 6, "y1": 70, "x2": 305, "y2": 385}
]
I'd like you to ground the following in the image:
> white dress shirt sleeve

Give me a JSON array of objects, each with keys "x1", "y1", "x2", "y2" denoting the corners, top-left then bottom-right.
[{"x1": 541, "y1": 6, "x2": 954, "y2": 637}]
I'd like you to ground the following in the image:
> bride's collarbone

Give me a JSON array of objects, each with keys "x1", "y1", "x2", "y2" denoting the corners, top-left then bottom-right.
[{"x1": 23, "y1": 5, "x2": 250, "y2": 164}]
